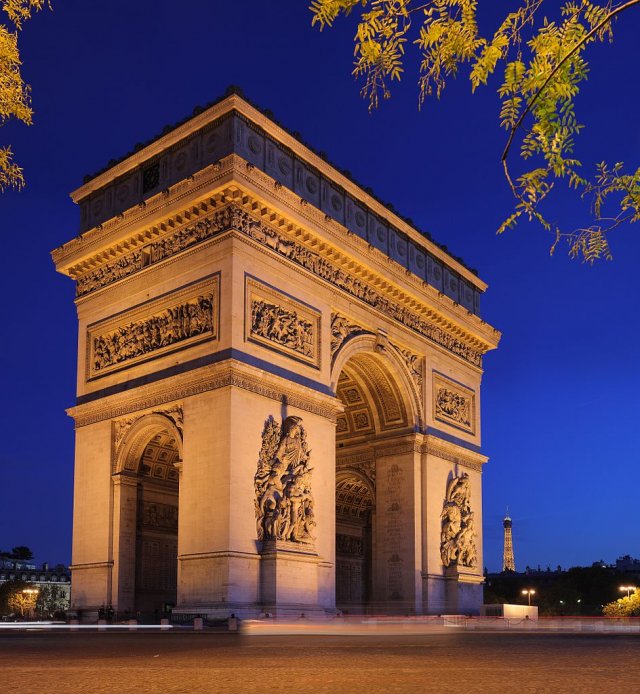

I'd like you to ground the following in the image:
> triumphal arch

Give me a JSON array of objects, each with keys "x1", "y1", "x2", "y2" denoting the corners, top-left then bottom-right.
[{"x1": 52, "y1": 89, "x2": 500, "y2": 619}]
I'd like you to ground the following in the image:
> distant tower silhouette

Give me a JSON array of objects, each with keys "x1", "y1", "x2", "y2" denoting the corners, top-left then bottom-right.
[{"x1": 502, "y1": 510, "x2": 515, "y2": 572}]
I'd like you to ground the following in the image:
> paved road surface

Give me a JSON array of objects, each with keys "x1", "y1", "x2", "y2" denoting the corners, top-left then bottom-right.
[{"x1": 1, "y1": 631, "x2": 637, "y2": 693}]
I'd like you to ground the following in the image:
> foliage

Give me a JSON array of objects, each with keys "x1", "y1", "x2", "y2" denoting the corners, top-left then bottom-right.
[
  {"x1": 602, "y1": 588, "x2": 640, "y2": 616},
  {"x1": 8, "y1": 545, "x2": 33, "y2": 560},
  {"x1": 0, "y1": 579, "x2": 27, "y2": 614},
  {"x1": 0, "y1": 0, "x2": 49, "y2": 192},
  {"x1": 310, "y1": 0, "x2": 640, "y2": 262},
  {"x1": 35, "y1": 583, "x2": 69, "y2": 617},
  {"x1": 7, "y1": 586, "x2": 38, "y2": 616},
  {"x1": 1, "y1": 580, "x2": 37, "y2": 617}
]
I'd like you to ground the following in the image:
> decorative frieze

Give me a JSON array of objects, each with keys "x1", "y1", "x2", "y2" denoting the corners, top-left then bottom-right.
[
  {"x1": 392, "y1": 343, "x2": 424, "y2": 392},
  {"x1": 75, "y1": 202, "x2": 483, "y2": 367},
  {"x1": 88, "y1": 275, "x2": 219, "y2": 379},
  {"x1": 330, "y1": 313, "x2": 369, "y2": 361},
  {"x1": 433, "y1": 373, "x2": 475, "y2": 434},
  {"x1": 336, "y1": 534, "x2": 364, "y2": 556},
  {"x1": 245, "y1": 276, "x2": 321, "y2": 369},
  {"x1": 232, "y1": 208, "x2": 483, "y2": 366},
  {"x1": 76, "y1": 250, "x2": 146, "y2": 296},
  {"x1": 139, "y1": 501, "x2": 178, "y2": 533},
  {"x1": 440, "y1": 473, "x2": 477, "y2": 569},
  {"x1": 74, "y1": 205, "x2": 237, "y2": 297},
  {"x1": 255, "y1": 416, "x2": 315, "y2": 544}
]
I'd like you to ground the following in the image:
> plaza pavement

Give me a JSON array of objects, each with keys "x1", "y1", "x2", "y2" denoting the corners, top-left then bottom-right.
[{"x1": 0, "y1": 629, "x2": 638, "y2": 693}]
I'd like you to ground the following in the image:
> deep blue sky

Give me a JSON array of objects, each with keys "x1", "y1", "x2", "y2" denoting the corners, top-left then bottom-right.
[{"x1": 1, "y1": 1, "x2": 638, "y2": 572}]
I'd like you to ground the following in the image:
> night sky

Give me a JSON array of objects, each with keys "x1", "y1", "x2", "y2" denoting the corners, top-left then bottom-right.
[{"x1": 1, "y1": 1, "x2": 639, "y2": 573}]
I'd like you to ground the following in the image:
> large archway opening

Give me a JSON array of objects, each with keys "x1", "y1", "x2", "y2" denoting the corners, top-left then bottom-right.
[
  {"x1": 335, "y1": 473, "x2": 373, "y2": 610},
  {"x1": 132, "y1": 429, "x2": 180, "y2": 616},
  {"x1": 115, "y1": 416, "x2": 182, "y2": 619},
  {"x1": 334, "y1": 347, "x2": 417, "y2": 614}
]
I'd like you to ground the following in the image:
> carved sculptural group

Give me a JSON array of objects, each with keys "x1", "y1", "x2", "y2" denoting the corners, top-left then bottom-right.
[
  {"x1": 436, "y1": 386, "x2": 472, "y2": 429},
  {"x1": 92, "y1": 294, "x2": 214, "y2": 373},
  {"x1": 440, "y1": 472, "x2": 477, "y2": 569},
  {"x1": 254, "y1": 416, "x2": 315, "y2": 544},
  {"x1": 77, "y1": 203, "x2": 482, "y2": 366},
  {"x1": 250, "y1": 299, "x2": 314, "y2": 358}
]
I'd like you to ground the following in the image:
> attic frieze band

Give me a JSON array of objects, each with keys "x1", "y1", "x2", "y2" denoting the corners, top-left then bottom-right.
[
  {"x1": 73, "y1": 202, "x2": 485, "y2": 367},
  {"x1": 73, "y1": 106, "x2": 483, "y2": 313}
]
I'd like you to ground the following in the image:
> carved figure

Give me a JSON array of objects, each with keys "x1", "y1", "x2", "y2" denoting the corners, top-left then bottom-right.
[
  {"x1": 436, "y1": 387, "x2": 472, "y2": 428},
  {"x1": 440, "y1": 472, "x2": 477, "y2": 568},
  {"x1": 330, "y1": 314, "x2": 365, "y2": 358},
  {"x1": 254, "y1": 415, "x2": 314, "y2": 543},
  {"x1": 395, "y1": 346, "x2": 423, "y2": 390},
  {"x1": 77, "y1": 203, "x2": 482, "y2": 366},
  {"x1": 92, "y1": 294, "x2": 214, "y2": 372},
  {"x1": 250, "y1": 299, "x2": 314, "y2": 357}
]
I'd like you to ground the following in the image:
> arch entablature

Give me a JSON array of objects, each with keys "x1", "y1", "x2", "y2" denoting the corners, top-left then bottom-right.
[
  {"x1": 331, "y1": 333, "x2": 424, "y2": 432},
  {"x1": 114, "y1": 413, "x2": 183, "y2": 477}
]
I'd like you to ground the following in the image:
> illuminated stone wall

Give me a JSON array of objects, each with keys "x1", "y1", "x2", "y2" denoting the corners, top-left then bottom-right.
[{"x1": 53, "y1": 92, "x2": 499, "y2": 619}]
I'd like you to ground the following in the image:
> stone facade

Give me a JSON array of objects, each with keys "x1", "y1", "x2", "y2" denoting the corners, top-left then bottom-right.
[{"x1": 52, "y1": 92, "x2": 500, "y2": 619}]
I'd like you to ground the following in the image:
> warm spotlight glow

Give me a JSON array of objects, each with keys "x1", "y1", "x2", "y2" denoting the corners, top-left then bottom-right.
[
  {"x1": 522, "y1": 588, "x2": 536, "y2": 606},
  {"x1": 619, "y1": 585, "x2": 637, "y2": 598}
]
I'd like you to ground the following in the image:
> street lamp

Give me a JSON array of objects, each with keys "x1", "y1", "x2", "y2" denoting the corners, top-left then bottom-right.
[
  {"x1": 522, "y1": 589, "x2": 536, "y2": 606},
  {"x1": 20, "y1": 588, "x2": 39, "y2": 619},
  {"x1": 619, "y1": 585, "x2": 637, "y2": 598}
]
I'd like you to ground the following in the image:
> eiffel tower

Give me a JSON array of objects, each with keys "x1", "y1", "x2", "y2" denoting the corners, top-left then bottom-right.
[{"x1": 503, "y1": 510, "x2": 515, "y2": 572}]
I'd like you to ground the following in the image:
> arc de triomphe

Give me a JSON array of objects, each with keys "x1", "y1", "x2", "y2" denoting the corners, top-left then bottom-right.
[{"x1": 52, "y1": 90, "x2": 500, "y2": 619}]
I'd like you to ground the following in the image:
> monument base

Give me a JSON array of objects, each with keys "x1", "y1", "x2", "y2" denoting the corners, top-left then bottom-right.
[
  {"x1": 444, "y1": 564, "x2": 484, "y2": 615},
  {"x1": 259, "y1": 539, "x2": 325, "y2": 617}
]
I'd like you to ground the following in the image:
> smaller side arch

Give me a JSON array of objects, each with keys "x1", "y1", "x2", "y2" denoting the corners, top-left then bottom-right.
[{"x1": 114, "y1": 413, "x2": 183, "y2": 475}]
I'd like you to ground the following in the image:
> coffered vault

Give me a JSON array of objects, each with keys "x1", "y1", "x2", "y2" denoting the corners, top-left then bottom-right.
[{"x1": 53, "y1": 89, "x2": 499, "y2": 619}]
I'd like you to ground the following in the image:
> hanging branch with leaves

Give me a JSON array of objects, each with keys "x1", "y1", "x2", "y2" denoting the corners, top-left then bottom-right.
[
  {"x1": 0, "y1": 0, "x2": 50, "y2": 192},
  {"x1": 310, "y1": 0, "x2": 640, "y2": 262}
]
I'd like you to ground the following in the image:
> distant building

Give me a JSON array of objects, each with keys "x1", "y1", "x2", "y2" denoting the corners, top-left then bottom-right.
[
  {"x1": 614, "y1": 555, "x2": 640, "y2": 579},
  {"x1": 0, "y1": 559, "x2": 71, "y2": 609}
]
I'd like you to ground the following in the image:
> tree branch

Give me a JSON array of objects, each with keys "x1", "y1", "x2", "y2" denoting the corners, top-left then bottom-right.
[{"x1": 501, "y1": 0, "x2": 640, "y2": 165}]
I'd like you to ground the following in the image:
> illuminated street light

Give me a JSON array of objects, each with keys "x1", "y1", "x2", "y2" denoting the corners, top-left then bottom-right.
[
  {"x1": 619, "y1": 585, "x2": 637, "y2": 598},
  {"x1": 522, "y1": 589, "x2": 536, "y2": 606},
  {"x1": 18, "y1": 588, "x2": 39, "y2": 619}
]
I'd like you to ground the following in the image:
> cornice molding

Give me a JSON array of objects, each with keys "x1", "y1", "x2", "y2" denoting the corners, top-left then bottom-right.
[
  {"x1": 69, "y1": 94, "x2": 485, "y2": 290},
  {"x1": 69, "y1": 561, "x2": 114, "y2": 571},
  {"x1": 68, "y1": 360, "x2": 341, "y2": 428},
  {"x1": 54, "y1": 160, "x2": 499, "y2": 357},
  {"x1": 374, "y1": 433, "x2": 424, "y2": 459},
  {"x1": 422, "y1": 434, "x2": 488, "y2": 472}
]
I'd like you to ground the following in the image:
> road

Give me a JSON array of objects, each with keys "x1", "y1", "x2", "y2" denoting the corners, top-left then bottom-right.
[{"x1": 1, "y1": 630, "x2": 637, "y2": 693}]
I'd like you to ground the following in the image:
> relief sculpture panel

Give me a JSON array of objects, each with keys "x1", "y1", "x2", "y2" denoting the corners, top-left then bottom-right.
[
  {"x1": 74, "y1": 203, "x2": 483, "y2": 366},
  {"x1": 88, "y1": 275, "x2": 219, "y2": 379},
  {"x1": 254, "y1": 415, "x2": 315, "y2": 544},
  {"x1": 139, "y1": 501, "x2": 179, "y2": 533},
  {"x1": 440, "y1": 473, "x2": 477, "y2": 569},
  {"x1": 245, "y1": 276, "x2": 320, "y2": 368},
  {"x1": 433, "y1": 373, "x2": 475, "y2": 434}
]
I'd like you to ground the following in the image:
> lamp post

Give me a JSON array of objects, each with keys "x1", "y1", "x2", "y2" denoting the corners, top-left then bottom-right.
[
  {"x1": 522, "y1": 588, "x2": 536, "y2": 606},
  {"x1": 21, "y1": 588, "x2": 39, "y2": 619},
  {"x1": 620, "y1": 585, "x2": 637, "y2": 598}
]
